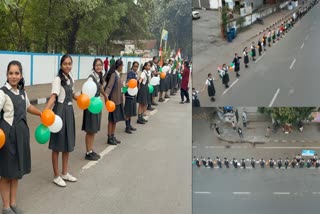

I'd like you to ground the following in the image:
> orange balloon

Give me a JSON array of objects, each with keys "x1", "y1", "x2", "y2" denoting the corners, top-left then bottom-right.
[
  {"x1": 160, "y1": 72, "x2": 166, "y2": 79},
  {"x1": 229, "y1": 66, "x2": 233, "y2": 71},
  {"x1": 106, "y1": 100, "x2": 116, "y2": 112},
  {"x1": 77, "y1": 94, "x2": 90, "y2": 110},
  {"x1": 128, "y1": 79, "x2": 137, "y2": 88},
  {"x1": 41, "y1": 109, "x2": 55, "y2": 126},
  {"x1": 0, "y1": 128, "x2": 5, "y2": 149}
]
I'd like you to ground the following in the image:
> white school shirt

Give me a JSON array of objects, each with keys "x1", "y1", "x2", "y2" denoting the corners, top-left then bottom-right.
[
  {"x1": 0, "y1": 82, "x2": 31, "y2": 126},
  {"x1": 140, "y1": 70, "x2": 148, "y2": 85},
  {"x1": 205, "y1": 78, "x2": 214, "y2": 86},
  {"x1": 51, "y1": 73, "x2": 75, "y2": 104},
  {"x1": 88, "y1": 71, "x2": 101, "y2": 83}
]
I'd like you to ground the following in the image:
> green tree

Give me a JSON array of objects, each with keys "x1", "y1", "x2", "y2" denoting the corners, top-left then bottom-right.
[{"x1": 258, "y1": 107, "x2": 316, "y2": 125}]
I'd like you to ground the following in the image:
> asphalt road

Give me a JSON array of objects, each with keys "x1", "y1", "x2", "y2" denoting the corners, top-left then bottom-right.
[
  {"x1": 194, "y1": 3, "x2": 320, "y2": 106},
  {"x1": 5, "y1": 94, "x2": 191, "y2": 214},
  {"x1": 193, "y1": 168, "x2": 320, "y2": 214}
]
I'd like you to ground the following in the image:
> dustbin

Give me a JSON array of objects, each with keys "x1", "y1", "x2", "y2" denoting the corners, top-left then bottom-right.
[
  {"x1": 227, "y1": 32, "x2": 233, "y2": 42},
  {"x1": 230, "y1": 28, "x2": 236, "y2": 39}
]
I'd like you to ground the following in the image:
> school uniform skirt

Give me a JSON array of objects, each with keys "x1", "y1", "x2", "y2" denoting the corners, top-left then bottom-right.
[
  {"x1": 152, "y1": 85, "x2": 159, "y2": 97},
  {"x1": 82, "y1": 109, "x2": 101, "y2": 133},
  {"x1": 137, "y1": 83, "x2": 148, "y2": 105},
  {"x1": 159, "y1": 78, "x2": 166, "y2": 92},
  {"x1": 49, "y1": 103, "x2": 75, "y2": 153},
  {"x1": 165, "y1": 73, "x2": 171, "y2": 91},
  {"x1": 124, "y1": 96, "x2": 137, "y2": 117},
  {"x1": 208, "y1": 85, "x2": 216, "y2": 97},
  {"x1": 0, "y1": 119, "x2": 31, "y2": 179},
  {"x1": 172, "y1": 73, "x2": 178, "y2": 89},
  {"x1": 108, "y1": 103, "x2": 125, "y2": 123}
]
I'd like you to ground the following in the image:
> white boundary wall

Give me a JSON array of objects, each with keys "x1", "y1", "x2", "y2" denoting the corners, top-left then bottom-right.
[{"x1": 0, "y1": 51, "x2": 152, "y2": 86}]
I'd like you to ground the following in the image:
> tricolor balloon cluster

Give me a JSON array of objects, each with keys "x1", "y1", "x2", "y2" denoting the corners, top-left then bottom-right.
[
  {"x1": 122, "y1": 79, "x2": 138, "y2": 96},
  {"x1": 229, "y1": 63, "x2": 235, "y2": 71},
  {"x1": 35, "y1": 109, "x2": 62, "y2": 144},
  {"x1": 77, "y1": 80, "x2": 103, "y2": 114}
]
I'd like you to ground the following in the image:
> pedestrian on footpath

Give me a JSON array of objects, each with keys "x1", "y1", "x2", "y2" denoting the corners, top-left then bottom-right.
[
  {"x1": 224, "y1": 158, "x2": 230, "y2": 168},
  {"x1": 238, "y1": 127, "x2": 243, "y2": 139},
  {"x1": 272, "y1": 28, "x2": 276, "y2": 43},
  {"x1": 110, "y1": 55, "x2": 115, "y2": 67},
  {"x1": 104, "y1": 59, "x2": 125, "y2": 145},
  {"x1": 276, "y1": 26, "x2": 281, "y2": 41},
  {"x1": 81, "y1": 58, "x2": 105, "y2": 161},
  {"x1": 251, "y1": 158, "x2": 256, "y2": 168},
  {"x1": 265, "y1": 126, "x2": 271, "y2": 138},
  {"x1": 241, "y1": 159, "x2": 246, "y2": 169},
  {"x1": 150, "y1": 57, "x2": 159, "y2": 108},
  {"x1": 262, "y1": 33, "x2": 267, "y2": 51},
  {"x1": 45, "y1": 55, "x2": 78, "y2": 187},
  {"x1": 232, "y1": 53, "x2": 242, "y2": 77},
  {"x1": 232, "y1": 121, "x2": 237, "y2": 131},
  {"x1": 159, "y1": 62, "x2": 168, "y2": 102},
  {"x1": 0, "y1": 61, "x2": 42, "y2": 214},
  {"x1": 243, "y1": 47, "x2": 249, "y2": 68},
  {"x1": 201, "y1": 157, "x2": 207, "y2": 167},
  {"x1": 267, "y1": 29, "x2": 272, "y2": 47},
  {"x1": 260, "y1": 158, "x2": 265, "y2": 168},
  {"x1": 307, "y1": 159, "x2": 312, "y2": 168},
  {"x1": 202, "y1": 73, "x2": 215, "y2": 102},
  {"x1": 257, "y1": 39, "x2": 263, "y2": 56},
  {"x1": 124, "y1": 61, "x2": 139, "y2": 134},
  {"x1": 179, "y1": 61, "x2": 190, "y2": 104},
  {"x1": 219, "y1": 64, "x2": 230, "y2": 88},
  {"x1": 192, "y1": 88, "x2": 201, "y2": 107},
  {"x1": 214, "y1": 124, "x2": 221, "y2": 136},
  {"x1": 285, "y1": 158, "x2": 289, "y2": 169},
  {"x1": 137, "y1": 62, "x2": 151, "y2": 124},
  {"x1": 242, "y1": 111, "x2": 247, "y2": 128},
  {"x1": 164, "y1": 61, "x2": 171, "y2": 99},
  {"x1": 251, "y1": 42, "x2": 256, "y2": 61}
]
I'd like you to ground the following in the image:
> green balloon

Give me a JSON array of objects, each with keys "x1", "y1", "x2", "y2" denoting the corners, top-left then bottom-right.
[
  {"x1": 159, "y1": 67, "x2": 163, "y2": 72},
  {"x1": 88, "y1": 97, "x2": 103, "y2": 114},
  {"x1": 148, "y1": 85, "x2": 154, "y2": 93},
  {"x1": 35, "y1": 124, "x2": 50, "y2": 144},
  {"x1": 178, "y1": 73, "x2": 182, "y2": 79},
  {"x1": 122, "y1": 86, "x2": 128, "y2": 93},
  {"x1": 230, "y1": 63, "x2": 234, "y2": 67},
  {"x1": 249, "y1": 52, "x2": 253, "y2": 56}
]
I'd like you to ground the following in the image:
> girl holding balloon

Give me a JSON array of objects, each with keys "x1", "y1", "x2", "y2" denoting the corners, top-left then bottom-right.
[
  {"x1": 81, "y1": 58, "x2": 106, "y2": 161},
  {"x1": 124, "y1": 61, "x2": 139, "y2": 134},
  {"x1": 137, "y1": 62, "x2": 151, "y2": 124},
  {"x1": 45, "y1": 55, "x2": 78, "y2": 187},
  {"x1": 0, "y1": 61, "x2": 42, "y2": 214},
  {"x1": 104, "y1": 59, "x2": 125, "y2": 145}
]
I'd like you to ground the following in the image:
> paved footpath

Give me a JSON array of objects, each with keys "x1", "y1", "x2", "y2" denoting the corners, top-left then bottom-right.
[{"x1": 3, "y1": 81, "x2": 192, "y2": 214}]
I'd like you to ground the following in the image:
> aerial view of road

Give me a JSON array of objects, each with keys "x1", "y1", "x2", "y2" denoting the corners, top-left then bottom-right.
[
  {"x1": 192, "y1": 107, "x2": 320, "y2": 214},
  {"x1": 193, "y1": 1, "x2": 320, "y2": 106}
]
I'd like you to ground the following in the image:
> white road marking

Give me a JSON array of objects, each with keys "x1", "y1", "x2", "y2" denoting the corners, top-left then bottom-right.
[
  {"x1": 149, "y1": 109, "x2": 159, "y2": 116},
  {"x1": 81, "y1": 145, "x2": 117, "y2": 171},
  {"x1": 222, "y1": 79, "x2": 239, "y2": 95},
  {"x1": 203, "y1": 146, "x2": 320, "y2": 149},
  {"x1": 273, "y1": 192, "x2": 290, "y2": 195},
  {"x1": 194, "y1": 192, "x2": 211, "y2": 194},
  {"x1": 300, "y1": 42, "x2": 304, "y2": 49},
  {"x1": 312, "y1": 192, "x2": 320, "y2": 194},
  {"x1": 305, "y1": 34, "x2": 309, "y2": 40},
  {"x1": 269, "y1": 88, "x2": 280, "y2": 107},
  {"x1": 233, "y1": 192, "x2": 251, "y2": 195},
  {"x1": 254, "y1": 53, "x2": 265, "y2": 63},
  {"x1": 289, "y1": 59, "x2": 296, "y2": 70},
  {"x1": 163, "y1": 98, "x2": 169, "y2": 103}
]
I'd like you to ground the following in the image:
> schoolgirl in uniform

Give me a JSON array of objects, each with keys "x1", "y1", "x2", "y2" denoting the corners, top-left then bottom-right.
[
  {"x1": 257, "y1": 38, "x2": 263, "y2": 56},
  {"x1": 263, "y1": 33, "x2": 267, "y2": 51},
  {"x1": 124, "y1": 61, "x2": 139, "y2": 134},
  {"x1": 202, "y1": 73, "x2": 215, "y2": 102},
  {"x1": 137, "y1": 62, "x2": 151, "y2": 124},
  {"x1": 104, "y1": 59, "x2": 125, "y2": 145},
  {"x1": 168, "y1": 59, "x2": 175, "y2": 96},
  {"x1": 267, "y1": 29, "x2": 272, "y2": 47},
  {"x1": 251, "y1": 41, "x2": 256, "y2": 61},
  {"x1": 243, "y1": 47, "x2": 249, "y2": 68},
  {"x1": 82, "y1": 58, "x2": 105, "y2": 161},
  {"x1": 164, "y1": 61, "x2": 171, "y2": 99},
  {"x1": 45, "y1": 55, "x2": 78, "y2": 187},
  {"x1": 192, "y1": 88, "x2": 200, "y2": 107},
  {"x1": 0, "y1": 61, "x2": 42, "y2": 214}
]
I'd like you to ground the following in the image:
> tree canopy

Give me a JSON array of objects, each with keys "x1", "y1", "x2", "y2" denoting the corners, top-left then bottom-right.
[{"x1": 0, "y1": 0, "x2": 191, "y2": 56}]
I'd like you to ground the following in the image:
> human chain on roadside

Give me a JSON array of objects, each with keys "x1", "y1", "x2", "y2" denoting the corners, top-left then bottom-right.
[
  {"x1": 207, "y1": 0, "x2": 319, "y2": 103},
  {"x1": 193, "y1": 154, "x2": 320, "y2": 169}
]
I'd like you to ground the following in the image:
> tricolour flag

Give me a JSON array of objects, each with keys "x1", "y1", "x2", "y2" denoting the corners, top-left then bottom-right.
[{"x1": 161, "y1": 29, "x2": 168, "y2": 41}]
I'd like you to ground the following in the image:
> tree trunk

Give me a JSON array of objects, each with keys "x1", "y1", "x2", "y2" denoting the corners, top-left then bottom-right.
[
  {"x1": 44, "y1": 0, "x2": 53, "y2": 53},
  {"x1": 67, "y1": 14, "x2": 81, "y2": 54}
]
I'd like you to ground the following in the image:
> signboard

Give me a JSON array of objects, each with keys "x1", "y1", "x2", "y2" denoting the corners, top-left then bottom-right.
[{"x1": 302, "y1": 150, "x2": 315, "y2": 156}]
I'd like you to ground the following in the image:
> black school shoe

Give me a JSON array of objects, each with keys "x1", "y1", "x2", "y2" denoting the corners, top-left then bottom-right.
[
  {"x1": 107, "y1": 137, "x2": 117, "y2": 145},
  {"x1": 125, "y1": 127, "x2": 132, "y2": 134},
  {"x1": 147, "y1": 106, "x2": 155, "y2": 111},
  {"x1": 92, "y1": 151, "x2": 101, "y2": 158},
  {"x1": 113, "y1": 136, "x2": 121, "y2": 144},
  {"x1": 85, "y1": 152, "x2": 100, "y2": 161},
  {"x1": 130, "y1": 126, "x2": 137, "y2": 131}
]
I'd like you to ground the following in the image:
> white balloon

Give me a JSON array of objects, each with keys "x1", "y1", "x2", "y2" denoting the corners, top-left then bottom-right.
[
  {"x1": 150, "y1": 77, "x2": 160, "y2": 86},
  {"x1": 82, "y1": 80, "x2": 97, "y2": 98},
  {"x1": 48, "y1": 115, "x2": 63, "y2": 133},
  {"x1": 128, "y1": 87, "x2": 138, "y2": 96}
]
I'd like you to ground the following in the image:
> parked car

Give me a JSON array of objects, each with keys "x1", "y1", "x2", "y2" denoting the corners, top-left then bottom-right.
[{"x1": 192, "y1": 11, "x2": 200, "y2": 19}]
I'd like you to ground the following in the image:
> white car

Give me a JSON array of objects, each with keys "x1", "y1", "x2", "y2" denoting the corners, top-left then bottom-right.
[{"x1": 192, "y1": 11, "x2": 200, "y2": 19}]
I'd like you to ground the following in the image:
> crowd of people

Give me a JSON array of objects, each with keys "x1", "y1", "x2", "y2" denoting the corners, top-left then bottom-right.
[
  {"x1": 0, "y1": 54, "x2": 190, "y2": 213},
  {"x1": 192, "y1": 0, "x2": 319, "y2": 107},
  {"x1": 193, "y1": 154, "x2": 320, "y2": 169}
]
